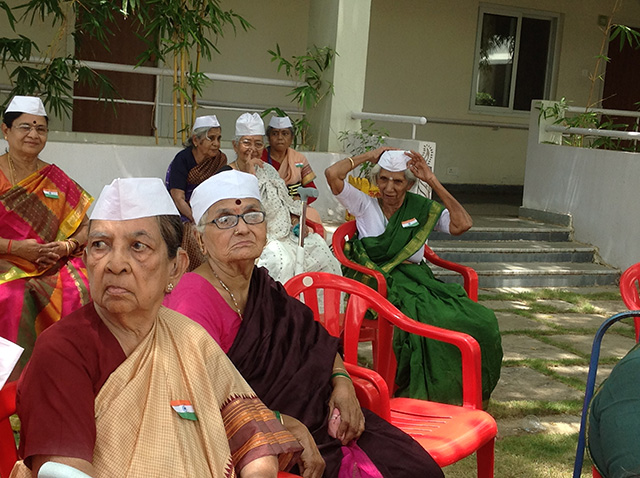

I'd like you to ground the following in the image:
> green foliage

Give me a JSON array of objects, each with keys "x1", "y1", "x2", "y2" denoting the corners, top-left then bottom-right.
[
  {"x1": 537, "y1": 97, "x2": 640, "y2": 151},
  {"x1": 266, "y1": 44, "x2": 336, "y2": 148},
  {"x1": 0, "y1": 0, "x2": 124, "y2": 115},
  {"x1": 536, "y1": 3, "x2": 640, "y2": 152},
  {"x1": 0, "y1": 0, "x2": 251, "y2": 135},
  {"x1": 475, "y1": 91, "x2": 497, "y2": 106},
  {"x1": 269, "y1": 44, "x2": 336, "y2": 111},
  {"x1": 337, "y1": 120, "x2": 388, "y2": 177},
  {"x1": 609, "y1": 23, "x2": 640, "y2": 51}
]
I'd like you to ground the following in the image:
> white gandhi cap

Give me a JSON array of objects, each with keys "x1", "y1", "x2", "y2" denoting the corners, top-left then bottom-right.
[
  {"x1": 90, "y1": 178, "x2": 179, "y2": 220},
  {"x1": 191, "y1": 169, "x2": 261, "y2": 224},
  {"x1": 5, "y1": 96, "x2": 47, "y2": 117}
]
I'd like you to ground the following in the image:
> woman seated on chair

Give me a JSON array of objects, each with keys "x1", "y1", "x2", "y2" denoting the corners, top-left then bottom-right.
[
  {"x1": 325, "y1": 148, "x2": 503, "y2": 405},
  {"x1": 165, "y1": 114, "x2": 227, "y2": 271},
  {"x1": 163, "y1": 169, "x2": 444, "y2": 478},
  {"x1": 261, "y1": 115, "x2": 317, "y2": 202},
  {"x1": 0, "y1": 96, "x2": 93, "y2": 370},
  {"x1": 225, "y1": 112, "x2": 339, "y2": 284},
  {"x1": 589, "y1": 343, "x2": 640, "y2": 478},
  {"x1": 13, "y1": 178, "x2": 300, "y2": 478}
]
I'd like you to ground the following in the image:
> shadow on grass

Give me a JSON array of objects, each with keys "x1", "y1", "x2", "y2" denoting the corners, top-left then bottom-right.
[{"x1": 444, "y1": 432, "x2": 592, "y2": 478}]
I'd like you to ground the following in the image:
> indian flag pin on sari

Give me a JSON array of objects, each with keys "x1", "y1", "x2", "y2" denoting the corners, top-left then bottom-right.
[
  {"x1": 43, "y1": 189, "x2": 59, "y2": 199},
  {"x1": 402, "y1": 217, "x2": 419, "y2": 228},
  {"x1": 171, "y1": 399, "x2": 197, "y2": 421}
]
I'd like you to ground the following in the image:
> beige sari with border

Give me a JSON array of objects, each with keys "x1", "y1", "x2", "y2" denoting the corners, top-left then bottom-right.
[{"x1": 11, "y1": 307, "x2": 299, "y2": 477}]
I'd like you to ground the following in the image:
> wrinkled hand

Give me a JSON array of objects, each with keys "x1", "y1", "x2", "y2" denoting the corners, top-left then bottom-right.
[
  {"x1": 281, "y1": 415, "x2": 325, "y2": 478},
  {"x1": 406, "y1": 150, "x2": 435, "y2": 183},
  {"x1": 367, "y1": 146, "x2": 395, "y2": 164},
  {"x1": 12, "y1": 239, "x2": 65, "y2": 269},
  {"x1": 328, "y1": 378, "x2": 365, "y2": 445}
]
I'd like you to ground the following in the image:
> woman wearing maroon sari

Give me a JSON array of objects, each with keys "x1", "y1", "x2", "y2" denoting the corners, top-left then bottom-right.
[{"x1": 164, "y1": 169, "x2": 443, "y2": 478}]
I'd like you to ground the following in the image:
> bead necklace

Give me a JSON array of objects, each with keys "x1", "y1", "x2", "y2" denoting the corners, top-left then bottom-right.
[{"x1": 210, "y1": 267, "x2": 243, "y2": 320}]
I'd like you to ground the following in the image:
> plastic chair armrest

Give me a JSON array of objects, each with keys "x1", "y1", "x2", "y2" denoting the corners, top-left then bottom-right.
[
  {"x1": 331, "y1": 225, "x2": 388, "y2": 297},
  {"x1": 424, "y1": 245, "x2": 479, "y2": 302},
  {"x1": 344, "y1": 363, "x2": 391, "y2": 421},
  {"x1": 306, "y1": 219, "x2": 325, "y2": 239},
  {"x1": 379, "y1": 312, "x2": 483, "y2": 409}
]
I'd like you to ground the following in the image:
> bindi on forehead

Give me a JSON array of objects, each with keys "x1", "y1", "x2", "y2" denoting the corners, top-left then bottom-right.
[{"x1": 236, "y1": 199, "x2": 242, "y2": 205}]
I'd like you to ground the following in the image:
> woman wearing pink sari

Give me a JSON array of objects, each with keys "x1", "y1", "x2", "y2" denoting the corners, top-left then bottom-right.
[{"x1": 0, "y1": 96, "x2": 93, "y2": 368}]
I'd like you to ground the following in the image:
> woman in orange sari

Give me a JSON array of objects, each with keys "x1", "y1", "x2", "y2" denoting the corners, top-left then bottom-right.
[{"x1": 0, "y1": 96, "x2": 93, "y2": 368}]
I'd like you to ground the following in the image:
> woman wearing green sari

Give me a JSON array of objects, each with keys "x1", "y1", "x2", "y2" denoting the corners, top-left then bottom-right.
[{"x1": 326, "y1": 148, "x2": 502, "y2": 405}]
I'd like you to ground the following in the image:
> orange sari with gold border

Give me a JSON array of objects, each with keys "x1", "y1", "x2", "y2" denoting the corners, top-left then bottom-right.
[{"x1": 0, "y1": 164, "x2": 93, "y2": 365}]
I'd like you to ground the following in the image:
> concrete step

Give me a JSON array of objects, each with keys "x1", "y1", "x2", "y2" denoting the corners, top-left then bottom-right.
[
  {"x1": 430, "y1": 216, "x2": 571, "y2": 242},
  {"x1": 432, "y1": 261, "x2": 620, "y2": 288},
  {"x1": 429, "y1": 240, "x2": 597, "y2": 263}
]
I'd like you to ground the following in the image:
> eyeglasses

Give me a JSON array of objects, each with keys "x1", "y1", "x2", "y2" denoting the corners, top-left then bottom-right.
[
  {"x1": 239, "y1": 139, "x2": 264, "y2": 149},
  {"x1": 207, "y1": 211, "x2": 265, "y2": 229},
  {"x1": 13, "y1": 124, "x2": 48, "y2": 136},
  {"x1": 203, "y1": 135, "x2": 220, "y2": 143}
]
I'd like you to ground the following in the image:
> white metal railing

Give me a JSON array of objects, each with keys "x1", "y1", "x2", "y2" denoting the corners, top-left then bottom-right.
[
  {"x1": 351, "y1": 111, "x2": 426, "y2": 139},
  {"x1": 427, "y1": 117, "x2": 528, "y2": 130},
  {"x1": 566, "y1": 106, "x2": 640, "y2": 119},
  {"x1": 545, "y1": 125, "x2": 640, "y2": 141},
  {"x1": 2, "y1": 57, "x2": 304, "y2": 134},
  {"x1": 545, "y1": 106, "x2": 640, "y2": 143}
]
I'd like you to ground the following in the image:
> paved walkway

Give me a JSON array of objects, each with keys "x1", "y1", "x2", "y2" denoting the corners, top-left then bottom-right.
[{"x1": 481, "y1": 285, "x2": 632, "y2": 438}]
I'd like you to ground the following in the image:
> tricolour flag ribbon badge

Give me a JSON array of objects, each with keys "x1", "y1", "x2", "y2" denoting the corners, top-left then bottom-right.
[
  {"x1": 43, "y1": 189, "x2": 59, "y2": 199},
  {"x1": 170, "y1": 400, "x2": 197, "y2": 421},
  {"x1": 401, "y1": 218, "x2": 419, "y2": 228}
]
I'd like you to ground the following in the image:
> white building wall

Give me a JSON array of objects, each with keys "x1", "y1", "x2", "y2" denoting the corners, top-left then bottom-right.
[{"x1": 523, "y1": 104, "x2": 640, "y2": 271}]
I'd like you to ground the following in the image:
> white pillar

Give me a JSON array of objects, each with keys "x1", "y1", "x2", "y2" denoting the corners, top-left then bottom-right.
[{"x1": 306, "y1": 0, "x2": 372, "y2": 152}]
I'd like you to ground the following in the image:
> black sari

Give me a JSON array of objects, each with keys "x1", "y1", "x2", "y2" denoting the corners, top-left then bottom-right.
[{"x1": 227, "y1": 267, "x2": 443, "y2": 478}]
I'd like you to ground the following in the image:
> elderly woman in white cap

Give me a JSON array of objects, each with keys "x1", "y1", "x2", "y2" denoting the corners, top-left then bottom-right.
[
  {"x1": 0, "y1": 95, "x2": 93, "y2": 370},
  {"x1": 164, "y1": 168, "x2": 444, "y2": 478},
  {"x1": 12, "y1": 177, "x2": 300, "y2": 478},
  {"x1": 227, "y1": 112, "x2": 339, "y2": 284},
  {"x1": 262, "y1": 115, "x2": 317, "y2": 199},
  {"x1": 165, "y1": 114, "x2": 227, "y2": 270},
  {"x1": 326, "y1": 148, "x2": 503, "y2": 405}
]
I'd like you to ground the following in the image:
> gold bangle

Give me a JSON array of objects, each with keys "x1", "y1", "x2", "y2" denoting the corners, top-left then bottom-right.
[{"x1": 347, "y1": 157, "x2": 355, "y2": 169}]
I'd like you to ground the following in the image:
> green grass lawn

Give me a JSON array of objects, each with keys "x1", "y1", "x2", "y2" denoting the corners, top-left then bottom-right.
[{"x1": 445, "y1": 432, "x2": 591, "y2": 478}]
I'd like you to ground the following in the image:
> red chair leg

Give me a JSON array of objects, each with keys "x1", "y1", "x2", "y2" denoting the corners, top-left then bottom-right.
[{"x1": 476, "y1": 439, "x2": 495, "y2": 478}]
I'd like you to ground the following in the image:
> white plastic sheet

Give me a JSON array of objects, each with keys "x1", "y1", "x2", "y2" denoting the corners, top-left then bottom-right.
[{"x1": 0, "y1": 337, "x2": 23, "y2": 389}]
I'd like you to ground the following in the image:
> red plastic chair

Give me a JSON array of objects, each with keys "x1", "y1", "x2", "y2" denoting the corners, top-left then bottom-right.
[
  {"x1": 284, "y1": 272, "x2": 497, "y2": 477},
  {"x1": 0, "y1": 381, "x2": 18, "y2": 478},
  {"x1": 619, "y1": 262, "x2": 640, "y2": 341},
  {"x1": 331, "y1": 220, "x2": 479, "y2": 301},
  {"x1": 306, "y1": 219, "x2": 325, "y2": 239}
]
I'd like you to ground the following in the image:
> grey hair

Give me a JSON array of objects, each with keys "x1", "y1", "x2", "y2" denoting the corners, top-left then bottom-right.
[
  {"x1": 368, "y1": 164, "x2": 417, "y2": 187},
  {"x1": 184, "y1": 126, "x2": 220, "y2": 148}
]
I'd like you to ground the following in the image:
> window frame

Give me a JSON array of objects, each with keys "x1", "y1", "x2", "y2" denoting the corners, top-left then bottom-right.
[{"x1": 470, "y1": 4, "x2": 561, "y2": 115}]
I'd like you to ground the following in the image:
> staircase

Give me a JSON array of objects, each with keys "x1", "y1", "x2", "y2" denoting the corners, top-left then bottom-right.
[{"x1": 429, "y1": 215, "x2": 621, "y2": 288}]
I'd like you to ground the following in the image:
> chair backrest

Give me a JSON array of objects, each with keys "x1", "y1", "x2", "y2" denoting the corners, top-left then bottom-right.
[
  {"x1": 331, "y1": 220, "x2": 479, "y2": 302},
  {"x1": 330, "y1": 221, "x2": 387, "y2": 297},
  {"x1": 573, "y1": 311, "x2": 640, "y2": 478},
  {"x1": 0, "y1": 381, "x2": 18, "y2": 478},
  {"x1": 284, "y1": 272, "x2": 483, "y2": 409},
  {"x1": 619, "y1": 263, "x2": 640, "y2": 341}
]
